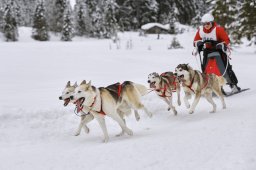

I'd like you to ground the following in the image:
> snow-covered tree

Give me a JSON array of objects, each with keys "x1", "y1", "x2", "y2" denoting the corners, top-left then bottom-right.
[
  {"x1": 140, "y1": 0, "x2": 158, "y2": 26},
  {"x1": 211, "y1": 0, "x2": 238, "y2": 30},
  {"x1": 191, "y1": 1, "x2": 209, "y2": 28},
  {"x1": 115, "y1": 0, "x2": 135, "y2": 31},
  {"x1": 102, "y1": 0, "x2": 119, "y2": 38},
  {"x1": 2, "y1": 3, "x2": 18, "y2": 41},
  {"x1": 61, "y1": 8, "x2": 73, "y2": 41},
  {"x1": 74, "y1": 0, "x2": 91, "y2": 36},
  {"x1": 47, "y1": 0, "x2": 68, "y2": 33},
  {"x1": 32, "y1": 1, "x2": 49, "y2": 41},
  {"x1": 172, "y1": 0, "x2": 197, "y2": 25},
  {"x1": 238, "y1": 0, "x2": 256, "y2": 41},
  {"x1": 85, "y1": 0, "x2": 99, "y2": 37},
  {"x1": 92, "y1": 5, "x2": 106, "y2": 38}
]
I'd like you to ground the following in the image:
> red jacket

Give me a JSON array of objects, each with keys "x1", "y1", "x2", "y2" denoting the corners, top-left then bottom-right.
[{"x1": 194, "y1": 22, "x2": 230, "y2": 48}]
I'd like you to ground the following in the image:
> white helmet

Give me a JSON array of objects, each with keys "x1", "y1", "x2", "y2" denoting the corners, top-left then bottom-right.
[{"x1": 201, "y1": 13, "x2": 214, "y2": 23}]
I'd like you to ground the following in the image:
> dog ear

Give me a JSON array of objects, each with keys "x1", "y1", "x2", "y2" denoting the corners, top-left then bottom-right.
[
  {"x1": 66, "y1": 81, "x2": 71, "y2": 87},
  {"x1": 87, "y1": 80, "x2": 92, "y2": 87},
  {"x1": 80, "y1": 80, "x2": 86, "y2": 85},
  {"x1": 73, "y1": 81, "x2": 78, "y2": 88}
]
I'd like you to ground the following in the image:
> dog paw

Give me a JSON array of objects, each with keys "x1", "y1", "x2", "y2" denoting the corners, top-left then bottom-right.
[
  {"x1": 148, "y1": 112, "x2": 153, "y2": 118},
  {"x1": 116, "y1": 131, "x2": 124, "y2": 137},
  {"x1": 74, "y1": 132, "x2": 80, "y2": 136},
  {"x1": 126, "y1": 129, "x2": 133, "y2": 136},
  {"x1": 103, "y1": 137, "x2": 109, "y2": 143},
  {"x1": 167, "y1": 107, "x2": 171, "y2": 111},
  {"x1": 188, "y1": 110, "x2": 194, "y2": 114},
  {"x1": 84, "y1": 127, "x2": 90, "y2": 134},
  {"x1": 209, "y1": 109, "x2": 216, "y2": 113},
  {"x1": 174, "y1": 110, "x2": 178, "y2": 116},
  {"x1": 135, "y1": 115, "x2": 140, "y2": 121}
]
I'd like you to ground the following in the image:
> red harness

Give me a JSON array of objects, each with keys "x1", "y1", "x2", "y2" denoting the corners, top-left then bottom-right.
[
  {"x1": 155, "y1": 74, "x2": 177, "y2": 97},
  {"x1": 88, "y1": 83, "x2": 123, "y2": 116},
  {"x1": 183, "y1": 74, "x2": 209, "y2": 93},
  {"x1": 89, "y1": 96, "x2": 106, "y2": 115}
]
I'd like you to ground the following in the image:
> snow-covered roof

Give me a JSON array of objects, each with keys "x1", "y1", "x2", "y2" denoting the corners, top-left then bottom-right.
[{"x1": 141, "y1": 23, "x2": 169, "y2": 31}]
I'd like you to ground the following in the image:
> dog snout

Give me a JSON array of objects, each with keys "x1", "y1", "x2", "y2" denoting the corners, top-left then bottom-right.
[
  {"x1": 70, "y1": 96, "x2": 74, "y2": 100},
  {"x1": 59, "y1": 96, "x2": 62, "y2": 100},
  {"x1": 147, "y1": 80, "x2": 150, "y2": 83}
]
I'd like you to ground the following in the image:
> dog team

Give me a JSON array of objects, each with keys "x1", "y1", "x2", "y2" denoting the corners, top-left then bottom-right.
[{"x1": 59, "y1": 64, "x2": 226, "y2": 142}]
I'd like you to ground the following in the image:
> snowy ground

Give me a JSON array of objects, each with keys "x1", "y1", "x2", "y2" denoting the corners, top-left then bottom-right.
[{"x1": 0, "y1": 27, "x2": 255, "y2": 170}]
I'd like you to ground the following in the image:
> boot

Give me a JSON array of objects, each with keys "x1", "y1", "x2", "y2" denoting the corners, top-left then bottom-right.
[{"x1": 230, "y1": 84, "x2": 241, "y2": 93}]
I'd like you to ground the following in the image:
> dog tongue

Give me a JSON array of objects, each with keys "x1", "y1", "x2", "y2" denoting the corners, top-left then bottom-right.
[
  {"x1": 75, "y1": 99, "x2": 83, "y2": 113},
  {"x1": 64, "y1": 98, "x2": 70, "y2": 106}
]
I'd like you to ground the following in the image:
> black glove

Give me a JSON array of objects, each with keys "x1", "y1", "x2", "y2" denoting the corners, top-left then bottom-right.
[
  {"x1": 216, "y1": 43, "x2": 227, "y2": 51},
  {"x1": 196, "y1": 41, "x2": 204, "y2": 51}
]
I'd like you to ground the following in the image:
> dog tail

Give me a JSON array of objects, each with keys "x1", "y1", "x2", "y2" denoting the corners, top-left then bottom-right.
[
  {"x1": 217, "y1": 76, "x2": 227, "y2": 86},
  {"x1": 134, "y1": 83, "x2": 148, "y2": 96}
]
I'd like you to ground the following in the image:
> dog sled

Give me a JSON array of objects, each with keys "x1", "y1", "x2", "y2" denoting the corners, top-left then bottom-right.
[{"x1": 195, "y1": 40, "x2": 249, "y2": 96}]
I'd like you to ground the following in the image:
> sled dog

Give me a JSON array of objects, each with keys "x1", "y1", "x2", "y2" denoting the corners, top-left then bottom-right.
[
  {"x1": 59, "y1": 81, "x2": 94, "y2": 136},
  {"x1": 59, "y1": 81, "x2": 141, "y2": 137},
  {"x1": 175, "y1": 64, "x2": 226, "y2": 114},
  {"x1": 148, "y1": 72, "x2": 181, "y2": 115},
  {"x1": 71, "y1": 80, "x2": 153, "y2": 142}
]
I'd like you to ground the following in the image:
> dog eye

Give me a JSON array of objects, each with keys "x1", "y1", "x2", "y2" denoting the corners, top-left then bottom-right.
[
  {"x1": 78, "y1": 91, "x2": 81, "y2": 93},
  {"x1": 66, "y1": 92, "x2": 69, "y2": 94}
]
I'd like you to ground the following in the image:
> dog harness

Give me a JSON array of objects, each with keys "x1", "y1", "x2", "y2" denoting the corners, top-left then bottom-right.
[
  {"x1": 183, "y1": 73, "x2": 209, "y2": 93},
  {"x1": 87, "y1": 83, "x2": 123, "y2": 116},
  {"x1": 89, "y1": 96, "x2": 106, "y2": 115},
  {"x1": 155, "y1": 74, "x2": 177, "y2": 97}
]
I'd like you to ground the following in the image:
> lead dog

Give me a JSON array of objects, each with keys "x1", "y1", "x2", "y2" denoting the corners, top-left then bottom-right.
[
  {"x1": 59, "y1": 81, "x2": 94, "y2": 136},
  {"x1": 59, "y1": 81, "x2": 141, "y2": 137},
  {"x1": 71, "y1": 80, "x2": 153, "y2": 142},
  {"x1": 175, "y1": 64, "x2": 226, "y2": 114},
  {"x1": 148, "y1": 72, "x2": 181, "y2": 115}
]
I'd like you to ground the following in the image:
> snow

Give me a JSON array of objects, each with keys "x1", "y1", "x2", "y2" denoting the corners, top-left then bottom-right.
[{"x1": 0, "y1": 26, "x2": 256, "y2": 170}]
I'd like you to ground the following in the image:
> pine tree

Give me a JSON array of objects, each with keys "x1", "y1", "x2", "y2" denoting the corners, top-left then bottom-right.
[
  {"x1": 211, "y1": 0, "x2": 238, "y2": 30},
  {"x1": 238, "y1": 0, "x2": 256, "y2": 41},
  {"x1": 156, "y1": 0, "x2": 178, "y2": 25},
  {"x1": 85, "y1": 0, "x2": 99, "y2": 37},
  {"x1": 0, "y1": 6, "x2": 4, "y2": 32},
  {"x1": 116, "y1": 0, "x2": 135, "y2": 31},
  {"x1": 3, "y1": 3, "x2": 18, "y2": 41},
  {"x1": 61, "y1": 8, "x2": 73, "y2": 41},
  {"x1": 140, "y1": 0, "x2": 158, "y2": 26},
  {"x1": 32, "y1": 1, "x2": 49, "y2": 41},
  {"x1": 191, "y1": 1, "x2": 209, "y2": 28},
  {"x1": 74, "y1": 0, "x2": 91, "y2": 36},
  {"x1": 93, "y1": 5, "x2": 106, "y2": 38},
  {"x1": 48, "y1": 0, "x2": 68, "y2": 33},
  {"x1": 173, "y1": 0, "x2": 197, "y2": 25},
  {"x1": 103, "y1": 0, "x2": 119, "y2": 38}
]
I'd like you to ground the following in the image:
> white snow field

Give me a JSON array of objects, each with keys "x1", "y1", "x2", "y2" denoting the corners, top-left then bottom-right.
[{"x1": 0, "y1": 27, "x2": 255, "y2": 170}]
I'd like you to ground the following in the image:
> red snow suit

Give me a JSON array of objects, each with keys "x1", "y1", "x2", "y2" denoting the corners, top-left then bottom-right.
[{"x1": 193, "y1": 22, "x2": 230, "y2": 48}]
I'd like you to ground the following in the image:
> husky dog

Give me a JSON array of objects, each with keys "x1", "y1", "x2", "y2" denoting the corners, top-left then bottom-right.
[
  {"x1": 175, "y1": 64, "x2": 226, "y2": 114},
  {"x1": 71, "y1": 80, "x2": 153, "y2": 142},
  {"x1": 59, "y1": 81, "x2": 94, "y2": 136},
  {"x1": 148, "y1": 72, "x2": 181, "y2": 115}
]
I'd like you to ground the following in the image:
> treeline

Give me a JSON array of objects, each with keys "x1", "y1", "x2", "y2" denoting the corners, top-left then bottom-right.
[{"x1": 0, "y1": 0, "x2": 255, "y2": 43}]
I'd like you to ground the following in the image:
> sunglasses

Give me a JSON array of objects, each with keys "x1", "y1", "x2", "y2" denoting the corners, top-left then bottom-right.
[{"x1": 203, "y1": 22, "x2": 212, "y2": 26}]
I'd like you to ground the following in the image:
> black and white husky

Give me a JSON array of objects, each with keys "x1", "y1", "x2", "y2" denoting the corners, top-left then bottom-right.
[
  {"x1": 71, "y1": 80, "x2": 153, "y2": 142},
  {"x1": 175, "y1": 64, "x2": 226, "y2": 114},
  {"x1": 148, "y1": 72, "x2": 181, "y2": 115}
]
